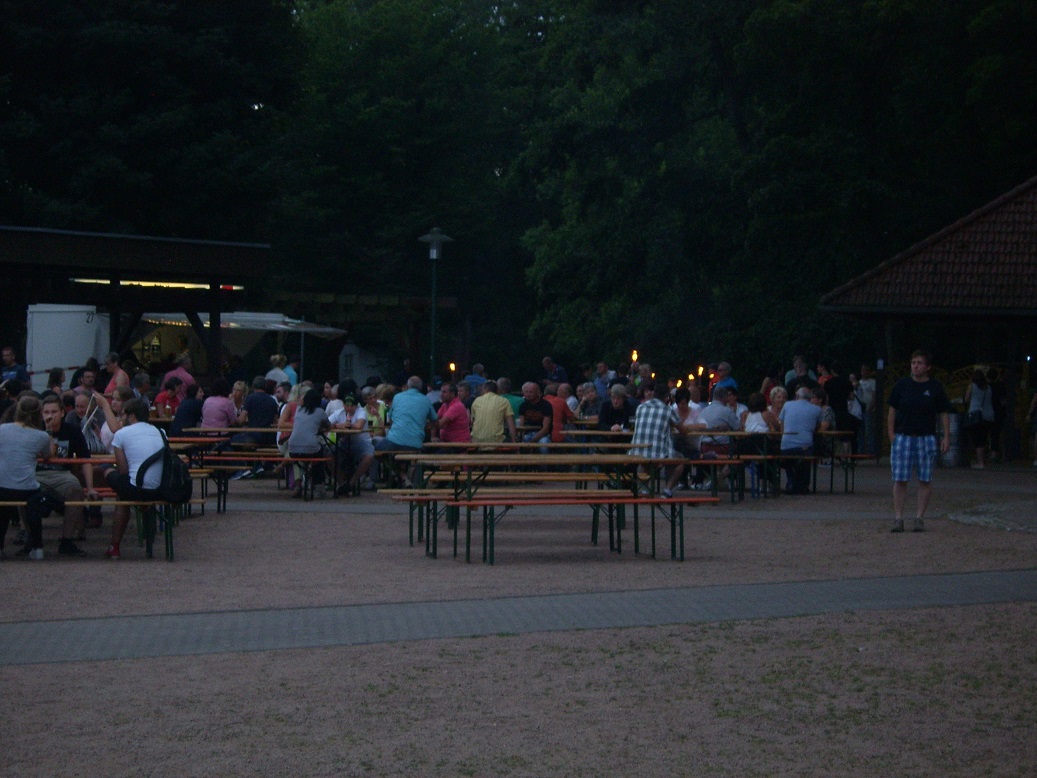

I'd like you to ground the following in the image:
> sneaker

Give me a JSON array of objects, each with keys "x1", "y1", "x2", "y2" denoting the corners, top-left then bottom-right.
[
  {"x1": 890, "y1": 519, "x2": 905, "y2": 533},
  {"x1": 104, "y1": 543, "x2": 121, "y2": 560},
  {"x1": 230, "y1": 469, "x2": 252, "y2": 481},
  {"x1": 662, "y1": 488, "x2": 674, "y2": 498},
  {"x1": 28, "y1": 547, "x2": 44, "y2": 561},
  {"x1": 694, "y1": 479, "x2": 712, "y2": 492},
  {"x1": 637, "y1": 486, "x2": 650, "y2": 496},
  {"x1": 58, "y1": 539, "x2": 89, "y2": 557},
  {"x1": 911, "y1": 518, "x2": 925, "y2": 533},
  {"x1": 249, "y1": 465, "x2": 265, "y2": 478}
]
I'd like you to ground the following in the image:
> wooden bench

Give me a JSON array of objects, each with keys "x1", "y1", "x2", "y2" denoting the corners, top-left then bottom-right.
[
  {"x1": 204, "y1": 455, "x2": 331, "y2": 509},
  {"x1": 387, "y1": 488, "x2": 630, "y2": 558},
  {"x1": 3, "y1": 495, "x2": 207, "y2": 560},
  {"x1": 443, "y1": 494, "x2": 720, "y2": 564}
]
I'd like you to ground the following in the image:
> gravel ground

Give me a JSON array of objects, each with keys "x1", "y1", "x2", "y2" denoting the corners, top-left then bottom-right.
[{"x1": 3, "y1": 461, "x2": 1036, "y2": 776}]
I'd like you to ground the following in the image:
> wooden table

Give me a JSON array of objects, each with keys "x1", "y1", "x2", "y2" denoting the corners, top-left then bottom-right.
[
  {"x1": 394, "y1": 452, "x2": 686, "y2": 558},
  {"x1": 421, "y1": 441, "x2": 647, "y2": 451}
]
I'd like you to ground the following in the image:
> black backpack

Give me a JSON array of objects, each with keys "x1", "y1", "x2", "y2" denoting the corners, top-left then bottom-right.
[{"x1": 137, "y1": 430, "x2": 193, "y2": 504}]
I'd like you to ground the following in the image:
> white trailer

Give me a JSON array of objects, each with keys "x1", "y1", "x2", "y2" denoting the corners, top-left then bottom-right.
[{"x1": 25, "y1": 304, "x2": 110, "y2": 393}]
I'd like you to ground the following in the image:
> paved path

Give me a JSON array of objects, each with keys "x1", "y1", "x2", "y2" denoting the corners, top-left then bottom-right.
[{"x1": 3, "y1": 569, "x2": 1034, "y2": 666}]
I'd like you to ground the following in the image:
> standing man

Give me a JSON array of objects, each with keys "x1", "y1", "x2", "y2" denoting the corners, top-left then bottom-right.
[
  {"x1": 593, "y1": 362, "x2": 612, "y2": 400},
  {"x1": 102, "y1": 352, "x2": 129, "y2": 396},
  {"x1": 541, "y1": 356, "x2": 568, "y2": 386},
  {"x1": 711, "y1": 362, "x2": 737, "y2": 400},
  {"x1": 162, "y1": 354, "x2": 194, "y2": 401},
  {"x1": 628, "y1": 380, "x2": 684, "y2": 497},
  {"x1": 887, "y1": 349, "x2": 951, "y2": 533},
  {"x1": 73, "y1": 368, "x2": 98, "y2": 397},
  {"x1": 284, "y1": 355, "x2": 301, "y2": 386},
  {"x1": 1, "y1": 346, "x2": 31, "y2": 384},
  {"x1": 461, "y1": 364, "x2": 488, "y2": 396},
  {"x1": 854, "y1": 364, "x2": 877, "y2": 455}
]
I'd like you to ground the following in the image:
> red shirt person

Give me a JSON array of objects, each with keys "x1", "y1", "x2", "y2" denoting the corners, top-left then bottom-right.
[{"x1": 433, "y1": 383, "x2": 471, "y2": 443}]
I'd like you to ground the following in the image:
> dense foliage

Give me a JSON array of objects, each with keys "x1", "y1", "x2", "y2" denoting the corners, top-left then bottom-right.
[{"x1": 2, "y1": 0, "x2": 1035, "y2": 379}]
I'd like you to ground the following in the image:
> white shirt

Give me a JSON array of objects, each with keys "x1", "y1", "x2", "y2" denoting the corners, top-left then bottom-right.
[{"x1": 112, "y1": 422, "x2": 165, "y2": 489}]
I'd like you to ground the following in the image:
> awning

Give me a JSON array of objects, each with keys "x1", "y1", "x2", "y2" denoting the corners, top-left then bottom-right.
[{"x1": 142, "y1": 311, "x2": 347, "y2": 339}]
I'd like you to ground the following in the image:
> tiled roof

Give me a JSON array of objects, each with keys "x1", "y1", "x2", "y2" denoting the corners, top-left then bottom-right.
[{"x1": 820, "y1": 175, "x2": 1037, "y2": 316}]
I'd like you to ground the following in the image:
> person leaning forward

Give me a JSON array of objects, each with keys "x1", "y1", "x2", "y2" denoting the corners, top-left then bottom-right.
[{"x1": 103, "y1": 399, "x2": 166, "y2": 559}]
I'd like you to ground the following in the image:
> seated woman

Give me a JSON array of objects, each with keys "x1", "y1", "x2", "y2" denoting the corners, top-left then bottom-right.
[
  {"x1": 0, "y1": 396, "x2": 55, "y2": 560},
  {"x1": 329, "y1": 389, "x2": 376, "y2": 495},
  {"x1": 154, "y1": 377, "x2": 183, "y2": 418},
  {"x1": 287, "y1": 388, "x2": 330, "y2": 498}
]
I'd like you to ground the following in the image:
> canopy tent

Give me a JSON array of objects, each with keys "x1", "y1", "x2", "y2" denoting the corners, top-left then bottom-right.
[
  {"x1": 136, "y1": 312, "x2": 347, "y2": 380},
  {"x1": 141, "y1": 311, "x2": 348, "y2": 338}
]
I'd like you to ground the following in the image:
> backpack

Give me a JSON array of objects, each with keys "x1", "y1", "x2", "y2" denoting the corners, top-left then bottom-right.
[{"x1": 137, "y1": 430, "x2": 193, "y2": 504}]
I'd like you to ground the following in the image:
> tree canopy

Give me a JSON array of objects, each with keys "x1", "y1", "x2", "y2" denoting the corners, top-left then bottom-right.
[{"x1": 2, "y1": 0, "x2": 1035, "y2": 379}]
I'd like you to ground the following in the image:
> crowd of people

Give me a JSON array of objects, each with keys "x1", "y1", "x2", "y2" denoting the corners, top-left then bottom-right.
[{"x1": 0, "y1": 341, "x2": 1030, "y2": 559}]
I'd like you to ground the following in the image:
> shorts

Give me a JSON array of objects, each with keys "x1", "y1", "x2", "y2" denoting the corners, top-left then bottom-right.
[
  {"x1": 105, "y1": 470, "x2": 161, "y2": 501},
  {"x1": 890, "y1": 434, "x2": 937, "y2": 483},
  {"x1": 35, "y1": 469, "x2": 84, "y2": 508}
]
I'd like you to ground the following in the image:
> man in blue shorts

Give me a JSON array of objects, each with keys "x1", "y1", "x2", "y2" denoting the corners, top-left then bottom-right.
[{"x1": 887, "y1": 349, "x2": 951, "y2": 533}]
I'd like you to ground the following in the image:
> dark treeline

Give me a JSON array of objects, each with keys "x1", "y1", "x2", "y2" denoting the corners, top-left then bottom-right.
[{"x1": 2, "y1": 0, "x2": 1035, "y2": 381}]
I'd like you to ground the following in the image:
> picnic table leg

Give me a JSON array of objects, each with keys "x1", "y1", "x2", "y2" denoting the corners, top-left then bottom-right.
[
  {"x1": 216, "y1": 471, "x2": 228, "y2": 513},
  {"x1": 164, "y1": 507, "x2": 175, "y2": 561},
  {"x1": 590, "y1": 504, "x2": 599, "y2": 545},
  {"x1": 424, "y1": 504, "x2": 431, "y2": 555},
  {"x1": 615, "y1": 504, "x2": 623, "y2": 554},
  {"x1": 465, "y1": 506, "x2": 472, "y2": 562},
  {"x1": 607, "y1": 504, "x2": 615, "y2": 551},
  {"x1": 482, "y1": 506, "x2": 488, "y2": 562},
  {"x1": 488, "y1": 506, "x2": 496, "y2": 565},
  {"x1": 670, "y1": 503, "x2": 677, "y2": 559},
  {"x1": 676, "y1": 504, "x2": 684, "y2": 561},
  {"x1": 650, "y1": 504, "x2": 656, "y2": 559},
  {"x1": 633, "y1": 504, "x2": 640, "y2": 555}
]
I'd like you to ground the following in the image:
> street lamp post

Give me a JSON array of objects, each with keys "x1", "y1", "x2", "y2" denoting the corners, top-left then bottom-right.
[{"x1": 418, "y1": 228, "x2": 453, "y2": 383}]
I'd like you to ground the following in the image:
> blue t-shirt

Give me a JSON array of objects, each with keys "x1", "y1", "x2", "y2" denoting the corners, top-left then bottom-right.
[
  {"x1": 779, "y1": 400, "x2": 822, "y2": 451},
  {"x1": 386, "y1": 389, "x2": 436, "y2": 448}
]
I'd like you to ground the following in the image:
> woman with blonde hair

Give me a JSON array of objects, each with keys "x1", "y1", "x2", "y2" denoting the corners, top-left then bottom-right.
[
  {"x1": 231, "y1": 380, "x2": 248, "y2": 412},
  {"x1": 266, "y1": 354, "x2": 289, "y2": 385}
]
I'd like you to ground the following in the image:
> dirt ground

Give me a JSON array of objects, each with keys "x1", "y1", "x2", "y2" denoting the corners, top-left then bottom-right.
[{"x1": 3, "y1": 462, "x2": 1036, "y2": 776}]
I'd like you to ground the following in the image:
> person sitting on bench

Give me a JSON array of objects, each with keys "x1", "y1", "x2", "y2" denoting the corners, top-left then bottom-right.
[{"x1": 104, "y1": 399, "x2": 165, "y2": 560}]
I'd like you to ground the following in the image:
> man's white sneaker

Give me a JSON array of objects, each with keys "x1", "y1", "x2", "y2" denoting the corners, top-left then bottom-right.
[{"x1": 28, "y1": 548, "x2": 44, "y2": 561}]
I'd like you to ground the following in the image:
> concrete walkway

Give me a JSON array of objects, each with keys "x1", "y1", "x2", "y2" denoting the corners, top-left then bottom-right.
[{"x1": 3, "y1": 569, "x2": 1035, "y2": 666}]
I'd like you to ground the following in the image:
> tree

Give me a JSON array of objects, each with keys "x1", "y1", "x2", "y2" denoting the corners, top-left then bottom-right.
[{"x1": 0, "y1": 0, "x2": 298, "y2": 240}]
